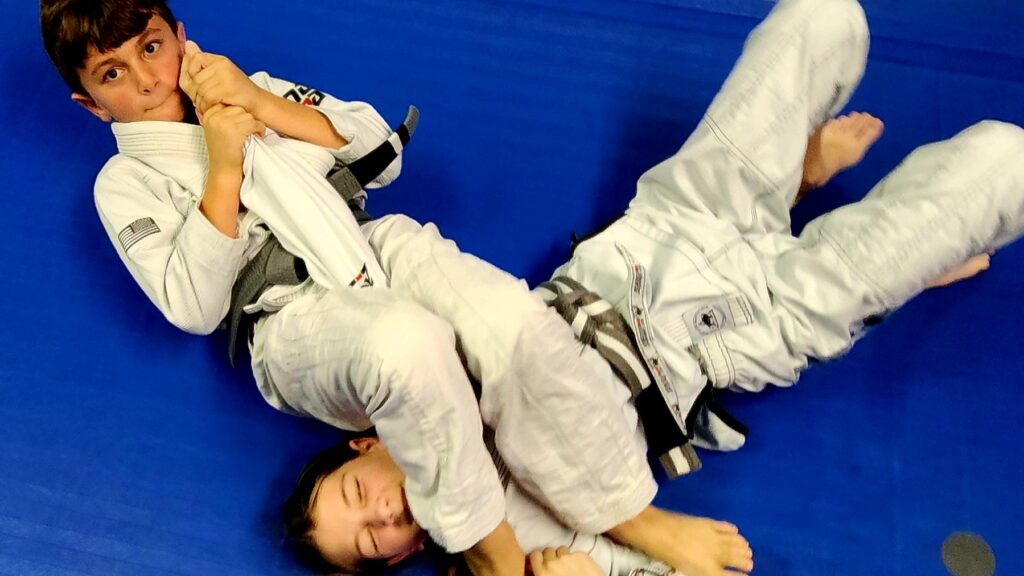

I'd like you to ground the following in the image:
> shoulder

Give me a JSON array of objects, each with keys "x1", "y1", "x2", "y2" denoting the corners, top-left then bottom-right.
[
  {"x1": 93, "y1": 154, "x2": 174, "y2": 206},
  {"x1": 95, "y1": 154, "x2": 153, "y2": 187},
  {"x1": 249, "y1": 71, "x2": 326, "y2": 103},
  {"x1": 249, "y1": 70, "x2": 294, "y2": 93}
]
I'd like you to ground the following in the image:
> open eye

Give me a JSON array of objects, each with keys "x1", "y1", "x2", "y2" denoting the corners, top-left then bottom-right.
[
  {"x1": 102, "y1": 68, "x2": 122, "y2": 82},
  {"x1": 144, "y1": 41, "x2": 161, "y2": 55}
]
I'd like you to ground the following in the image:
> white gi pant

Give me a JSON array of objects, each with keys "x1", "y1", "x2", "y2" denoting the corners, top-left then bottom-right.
[
  {"x1": 499, "y1": 348, "x2": 666, "y2": 576},
  {"x1": 251, "y1": 214, "x2": 656, "y2": 553},
  {"x1": 557, "y1": 0, "x2": 1024, "y2": 394}
]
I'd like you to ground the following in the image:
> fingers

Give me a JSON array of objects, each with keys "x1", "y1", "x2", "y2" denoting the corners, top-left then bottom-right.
[
  {"x1": 178, "y1": 41, "x2": 224, "y2": 115},
  {"x1": 189, "y1": 51, "x2": 218, "y2": 83},
  {"x1": 181, "y1": 52, "x2": 256, "y2": 118},
  {"x1": 527, "y1": 550, "x2": 544, "y2": 574},
  {"x1": 189, "y1": 62, "x2": 228, "y2": 113},
  {"x1": 202, "y1": 104, "x2": 265, "y2": 137}
]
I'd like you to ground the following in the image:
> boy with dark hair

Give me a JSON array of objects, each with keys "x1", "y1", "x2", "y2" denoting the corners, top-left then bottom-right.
[{"x1": 39, "y1": 2, "x2": 755, "y2": 575}]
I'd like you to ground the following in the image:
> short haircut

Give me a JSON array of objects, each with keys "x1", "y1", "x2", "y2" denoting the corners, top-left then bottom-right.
[
  {"x1": 40, "y1": 0, "x2": 178, "y2": 93},
  {"x1": 282, "y1": 438, "x2": 389, "y2": 574}
]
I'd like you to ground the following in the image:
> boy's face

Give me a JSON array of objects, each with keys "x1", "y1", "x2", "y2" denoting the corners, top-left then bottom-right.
[
  {"x1": 72, "y1": 14, "x2": 189, "y2": 123},
  {"x1": 310, "y1": 438, "x2": 427, "y2": 569}
]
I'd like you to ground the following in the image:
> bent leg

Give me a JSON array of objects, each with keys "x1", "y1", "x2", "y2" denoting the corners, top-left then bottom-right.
[
  {"x1": 632, "y1": 0, "x2": 869, "y2": 241},
  {"x1": 254, "y1": 288, "x2": 505, "y2": 553},
  {"x1": 770, "y1": 121, "x2": 1024, "y2": 360},
  {"x1": 366, "y1": 214, "x2": 656, "y2": 535}
]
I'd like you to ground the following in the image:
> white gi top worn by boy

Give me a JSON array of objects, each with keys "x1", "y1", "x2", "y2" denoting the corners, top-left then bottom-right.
[
  {"x1": 95, "y1": 72, "x2": 397, "y2": 337},
  {"x1": 93, "y1": 72, "x2": 662, "y2": 562}
]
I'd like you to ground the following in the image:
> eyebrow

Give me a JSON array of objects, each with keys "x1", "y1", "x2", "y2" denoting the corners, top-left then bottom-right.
[{"x1": 87, "y1": 28, "x2": 162, "y2": 77}]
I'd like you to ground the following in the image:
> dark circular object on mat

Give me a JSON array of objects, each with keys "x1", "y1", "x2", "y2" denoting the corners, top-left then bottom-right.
[{"x1": 942, "y1": 532, "x2": 995, "y2": 576}]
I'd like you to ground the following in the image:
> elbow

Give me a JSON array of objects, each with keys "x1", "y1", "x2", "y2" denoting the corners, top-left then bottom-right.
[
  {"x1": 169, "y1": 314, "x2": 221, "y2": 336},
  {"x1": 161, "y1": 302, "x2": 224, "y2": 336}
]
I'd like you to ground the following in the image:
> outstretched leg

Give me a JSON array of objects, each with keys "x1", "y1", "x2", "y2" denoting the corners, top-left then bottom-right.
[
  {"x1": 631, "y1": 0, "x2": 870, "y2": 247},
  {"x1": 768, "y1": 120, "x2": 1024, "y2": 361}
]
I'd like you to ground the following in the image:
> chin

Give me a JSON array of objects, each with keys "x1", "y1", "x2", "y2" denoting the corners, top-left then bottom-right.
[{"x1": 147, "y1": 94, "x2": 190, "y2": 122}]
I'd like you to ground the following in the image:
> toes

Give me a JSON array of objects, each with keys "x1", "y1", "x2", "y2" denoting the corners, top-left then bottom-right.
[
  {"x1": 714, "y1": 521, "x2": 740, "y2": 534},
  {"x1": 969, "y1": 253, "x2": 991, "y2": 273},
  {"x1": 725, "y1": 550, "x2": 754, "y2": 572}
]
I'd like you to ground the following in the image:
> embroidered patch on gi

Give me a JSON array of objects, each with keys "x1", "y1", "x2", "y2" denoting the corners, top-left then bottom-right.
[
  {"x1": 283, "y1": 85, "x2": 326, "y2": 107},
  {"x1": 683, "y1": 302, "x2": 736, "y2": 346},
  {"x1": 117, "y1": 217, "x2": 160, "y2": 252},
  {"x1": 682, "y1": 296, "x2": 754, "y2": 345},
  {"x1": 348, "y1": 263, "x2": 374, "y2": 288}
]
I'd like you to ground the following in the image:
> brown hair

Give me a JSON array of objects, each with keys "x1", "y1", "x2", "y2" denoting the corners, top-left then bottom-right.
[{"x1": 40, "y1": 0, "x2": 177, "y2": 93}]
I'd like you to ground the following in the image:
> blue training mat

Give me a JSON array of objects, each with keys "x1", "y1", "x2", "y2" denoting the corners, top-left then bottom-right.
[{"x1": 1, "y1": 0, "x2": 1022, "y2": 574}]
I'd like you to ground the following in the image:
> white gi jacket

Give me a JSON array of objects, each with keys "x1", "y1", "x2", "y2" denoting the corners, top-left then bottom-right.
[{"x1": 94, "y1": 72, "x2": 399, "y2": 335}]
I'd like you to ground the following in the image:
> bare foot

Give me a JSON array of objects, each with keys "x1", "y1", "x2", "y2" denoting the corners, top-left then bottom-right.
[
  {"x1": 606, "y1": 507, "x2": 754, "y2": 576},
  {"x1": 796, "y1": 112, "x2": 885, "y2": 204},
  {"x1": 926, "y1": 253, "x2": 992, "y2": 289}
]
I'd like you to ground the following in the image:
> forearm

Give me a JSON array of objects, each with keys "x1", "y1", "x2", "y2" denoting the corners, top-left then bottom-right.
[
  {"x1": 199, "y1": 169, "x2": 243, "y2": 238},
  {"x1": 253, "y1": 90, "x2": 348, "y2": 148},
  {"x1": 463, "y1": 521, "x2": 526, "y2": 576}
]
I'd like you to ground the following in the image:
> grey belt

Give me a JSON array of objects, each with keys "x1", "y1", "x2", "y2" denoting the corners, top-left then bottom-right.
[
  {"x1": 226, "y1": 106, "x2": 420, "y2": 365},
  {"x1": 537, "y1": 275, "x2": 747, "y2": 479}
]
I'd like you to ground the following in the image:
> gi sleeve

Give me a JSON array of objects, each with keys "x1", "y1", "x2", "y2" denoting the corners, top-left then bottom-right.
[
  {"x1": 94, "y1": 156, "x2": 248, "y2": 335},
  {"x1": 248, "y1": 71, "x2": 402, "y2": 188}
]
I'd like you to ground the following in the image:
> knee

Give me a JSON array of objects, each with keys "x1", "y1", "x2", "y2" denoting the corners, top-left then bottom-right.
[
  {"x1": 798, "y1": 0, "x2": 869, "y2": 60},
  {"x1": 364, "y1": 299, "x2": 457, "y2": 384},
  {"x1": 962, "y1": 120, "x2": 1024, "y2": 152},
  {"x1": 369, "y1": 214, "x2": 452, "y2": 277},
  {"x1": 375, "y1": 213, "x2": 424, "y2": 237},
  {"x1": 826, "y1": 0, "x2": 868, "y2": 46}
]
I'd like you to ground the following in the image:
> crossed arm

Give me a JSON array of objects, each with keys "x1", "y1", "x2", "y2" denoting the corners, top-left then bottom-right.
[{"x1": 177, "y1": 40, "x2": 347, "y2": 238}]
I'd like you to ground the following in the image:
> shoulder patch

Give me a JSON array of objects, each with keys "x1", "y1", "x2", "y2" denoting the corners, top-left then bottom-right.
[{"x1": 118, "y1": 217, "x2": 160, "y2": 252}]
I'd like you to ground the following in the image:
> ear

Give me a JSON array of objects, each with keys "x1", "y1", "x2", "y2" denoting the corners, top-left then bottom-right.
[
  {"x1": 385, "y1": 540, "x2": 426, "y2": 566},
  {"x1": 176, "y1": 21, "x2": 186, "y2": 45},
  {"x1": 71, "y1": 92, "x2": 112, "y2": 122},
  {"x1": 348, "y1": 437, "x2": 381, "y2": 454}
]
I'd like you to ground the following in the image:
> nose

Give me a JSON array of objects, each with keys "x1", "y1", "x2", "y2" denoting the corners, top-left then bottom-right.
[
  {"x1": 135, "y1": 64, "x2": 158, "y2": 93},
  {"x1": 373, "y1": 497, "x2": 399, "y2": 526}
]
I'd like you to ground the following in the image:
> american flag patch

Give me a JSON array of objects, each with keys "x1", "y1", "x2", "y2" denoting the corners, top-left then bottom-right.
[{"x1": 117, "y1": 217, "x2": 160, "y2": 252}]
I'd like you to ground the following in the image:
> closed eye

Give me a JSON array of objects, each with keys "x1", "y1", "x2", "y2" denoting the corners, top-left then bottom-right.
[{"x1": 369, "y1": 527, "x2": 380, "y2": 555}]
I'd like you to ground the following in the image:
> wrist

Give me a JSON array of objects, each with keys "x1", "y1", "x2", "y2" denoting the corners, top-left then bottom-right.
[
  {"x1": 206, "y1": 164, "x2": 243, "y2": 189},
  {"x1": 249, "y1": 89, "x2": 276, "y2": 122}
]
